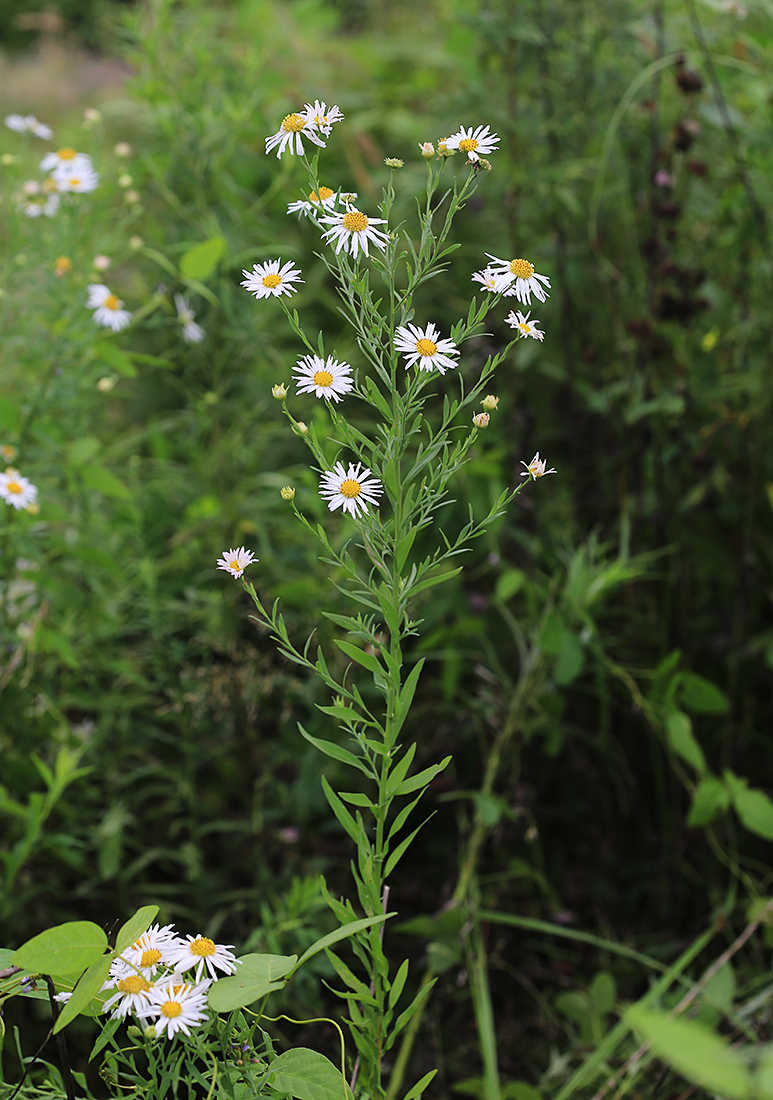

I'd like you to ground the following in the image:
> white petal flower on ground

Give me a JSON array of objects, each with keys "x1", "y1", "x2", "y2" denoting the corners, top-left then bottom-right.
[
  {"x1": 394, "y1": 322, "x2": 460, "y2": 374},
  {"x1": 521, "y1": 452, "x2": 557, "y2": 479},
  {"x1": 300, "y1": 100, "x2": 344, "y2": 136},
  {"x1": 216, "y1": 547, "x2": 256, "y2": 579},
  {"x1": 165, "y1": 935, "x2": 239, "y2": 981},
  {"x1": 287, "y1": 186, "x2": 349, "y2": 218},
  {"x1": 87, "y1": 284, "x2": 132, "y2": 332},
  {"x1": 52, "y1": 161, "x2": 100, "y2": 193},
  {"x1": 444, "y1": 124, "x2": 500, "y2": 162},
  {"x1": 40, "y1": 148, "x2": 92, "y2": 173},
  {"x1": 319, "y1": 208, "x2": 389, "y2": 259},
  {"x1": 174, "y1": 294, "x2": 205, "y2": 343},
  {"x1": 471, "y1": 268, "x2": 511, "y2": 294},
  {"x1": 102, "y1": 973, "x2": 155, "y2": 1020},
  {"x1": 265, "y1": 112, "x2": 326, "y2": 158},
  {"x1": 293, "y1": 354, "x2": 353, "y2": 402},
  {"x1": 318, "y1": 461, "x2": 383, "y2": 519},
  {"x1": 241, "y1": 258, "x2": 303, "y2": 299},
  {"x1": 505, "y1": 310, "x2": 545, "y2": 341},
  {"x1": 0, "y1": 470, "x2": 38, "y2": 510},
  {"x1": 140, "y1": 979, "x2": 211, "y2": 1039},
  {"x1": 485, "y1": 254, "x2": 551, "y2": 305}
]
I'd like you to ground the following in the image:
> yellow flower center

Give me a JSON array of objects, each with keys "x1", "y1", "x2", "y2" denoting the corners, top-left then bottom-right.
[
  {"x1": 104, "y1": 294, "x2": 121, "y2": 310},
  {"x1": 518, "y1": 322, "x2": 531, "y2": 334},
  {"x1": 160, "y1": 1000, "x2": 183, "y2": 1018},
  {"x1": 342, "y1": 210, "x2": 369, "y2": 232},
  {"x1": 42, "y1": 179, "x2": 58, "y2": 193},
  {"x1": 262, "y1": 274, "x2": 282, "y2": 288},
  {"x1": 189, "y1": 936, "x2": 216, "y2": 958},
  {"x1": 458, "y1": 138, "x2": 479, "y2": 153},
  {"x1": 313, "y1": 370, "x2": 334, "y2": 387},
  {"x1": 7, "y1": 481, "x2": 22, "y2": 495},
  {"x1": 509, "y1": 258, "x2": 535, "y2": 279},
  {"x1": 230, "y1": 560, "x2": 240, "y2": 570},
  {"x1": 57, "y1": 148, "x2": 77, "y2": 160},
  {"x1": 118, "y1": 975, "x2": 150, "y2": 995},
  {"x1": 140, "y1": 948, "x2": 162, "y2": 967},
  {"x1": 69, "y1": 178, "x2": 81, "y2": 188},
  {"x1": 340, "y1": 479, "x2": 362, "y2": 499},
  {"x1": 309, "y1": 187, "x2": 335, "y2": 202},
  {"x1": 415, "y1": 338, "x2": 438, "y2": 357},
  {"x1": 281, "y1": 113, "x2": 307, "y2": 133}
]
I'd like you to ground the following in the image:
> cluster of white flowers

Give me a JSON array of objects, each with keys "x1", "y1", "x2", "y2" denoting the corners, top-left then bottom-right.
[
  {"x1": 265, "y1": 99, "x2": 344, "y2": 158},
  {"x1": 41, "y1": 146, "x2": 100, "y2": 194},
  {"x1": 11, "y1": 132, "x2": 100, "y2": 218},
  {"x1": 5, "y1": 113, "x2": 52, "y2": 139},
  {"x1": 58, "y1": 923, "x2": 239, "y2": 1039}
]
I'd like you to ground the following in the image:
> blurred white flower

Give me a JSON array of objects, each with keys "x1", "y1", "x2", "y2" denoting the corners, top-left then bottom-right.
[
  {"x1": 87, "y1": 284, "x2": 131, "y2": 332},
  {"x1": 174, "y1": 294, "x2": 205, "y2": 343},
  {"x1": 300, "y1": 99, "x2": 344, "y2": 136},
  {"x1": 521, "y1": 452, "x2": 557, "y2": 479}
]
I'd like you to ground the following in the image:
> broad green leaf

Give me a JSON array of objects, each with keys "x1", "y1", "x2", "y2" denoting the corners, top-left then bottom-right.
[
  {"x1": 114, "y1": 905, "x2": 159, "y2": 954},
  {"x1": 688, "y1": 776, "x2": 730, "y2": 827},
  {"x1": 555, "y1": 991, "x2": 589, "y2": 1024},
  {"x1": 728, "y1": 778, "x2": 773, "y2": 842},
  {"x1": 54, "y1": 952, "x2": 112, "y2": 1032},
  {"x1": 207, "y1": 953, "x2": 296, "y2": 1012},
  {"x1": 665, "y1": 710, "x2": 706, "y2": 774},
  {"x1": 92, "y1": 341, "x2": 137, "y2": 377},
  {"x1": 502, "y1": 1084, "x2": 542, "y2": 1100},
  {"x1": 554, "y1": 632, "x2": 585, "y2": 686},
  {"x1": 589, "y1": 972, "x2": 616, "y2": 1015},
  {"x1": 11, "y1": 922, "x2": 107, "y2": 978},
  {"x1": 268, "y1": 1048, "x2": 353, "y2": 1100},
  {"x1": 80, "y1": 466, "x2": 132, "y2": 501},
  {"x1": 180, "y1": 236, "x2": 226, "y2": 281},
  {"x1": 678, "y1": 673, "x2": 731, "y2": 714},
  {"x1": 625, "y1": 1005, "x2": 751, "y2": 1100},
  {"x1": 292, "y1": 914, "x2": 391, "y2": 973},
  {"x1": 68, "y1": 437, "x2": 101, "y2": 467},
  {"x1": 495, "y1": 569, "x2": 526, "y2": 602}
]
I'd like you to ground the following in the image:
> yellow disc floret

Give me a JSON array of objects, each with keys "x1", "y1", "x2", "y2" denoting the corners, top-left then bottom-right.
[
  {"x1": 189, "y1": 936, "x2": 217, "y2": 958},
  {"x1": 458, "y1": 138, "x2": 479, "y2": 153},
  {"x1": 160, "y1": 1000, "x2": 183, "y2": 1018},
  {"x1": 7, "y1": 481, "x2": 22, "y2": 495},
  {"x1": 57, "y1": 148, "x2": 77, "y2": 160},
  {"x1": 104, "y1": 294, "x2": 121, "y2": 310},
  {"x1": 309, "y1": 187, "x2": 335, "y2": 203},
  {"x1": 415, "y1": 338, "x2": 438, "y2": 357},
  {"x1": 509, "y1": 258, "x2": 535, "y2": 280},
  {"x1": 118, "y1": 975, "x2": 150, "y2": 995},
  {"x1": 281, "y1": 113, "x2": 307, "y2": 133},
  {"x1": 140, "y1": 948, "x2": 162, "y2": 968},
  {"x1": 313, "y1": 370, "x2": 334, "y2": 387},
  {"x1": 342, "y1": 210, "x2": 369, "y2": 232},
  {"x1": 340, "y1": 479, "x2": 362, "y2": 499},
  {"x1": 262, "y1": 274, "x2": 282, "y2": 288}
]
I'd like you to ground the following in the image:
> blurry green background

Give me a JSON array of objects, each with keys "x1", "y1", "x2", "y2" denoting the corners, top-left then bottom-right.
[{"x1": 2, "y1": 0, "x2": 773, "y2": 1093}]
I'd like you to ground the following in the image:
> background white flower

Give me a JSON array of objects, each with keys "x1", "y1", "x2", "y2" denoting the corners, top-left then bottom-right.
[
  {"x1": 471, "y1": 268, "x2": 511, "y2": 293},
  {"x1": 53, "y1": 162, "x2": 100, "y2": 193},
  {"x1": 87, "y1": 284, "x2": 132, "y2": 332},
  {"x1": 0, "y1": 470, "x2": 38, "y2": 510},
  {"x1": 241, "y1": 259, "x2": 303, "y2": 299},
  {"x1": 319, "y1": 208, "x2": 389, "y2": 258},
  {"x1": 485, "y1": 254, "x2": 551, "y2": 305},
  {"x1": 505, "y1": 310, "x2": 545, "y2": 341},
  {"x1": 5, "y1": 114, "x2": 52, "y2": 138},
  {"x1": 174, "y1": 294, "x2": 205, "y2": 343},
  {"x1": 318, "y1": 461, "x2": 383, "y2": 518},
  {"x1": 293, "y1": 354, "x2": 353, "y2": 401},
  {"x1": 265, "y1": 112, "x2": 326, "y2": 158},
  {"x1": 216, "y1": 546, "x2": 256, "y2": 578},
  {"x1": 394, "y1": 322, "x2": 460, "y2": 374},
  {"x1": 41, "y1": 148, "x2": 92, "y2": 173},
  {"x1": 444, "y1": 124, "x2": 499, "y2": 161}
]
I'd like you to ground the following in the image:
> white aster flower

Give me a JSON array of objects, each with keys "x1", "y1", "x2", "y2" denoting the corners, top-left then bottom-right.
[
  {"x1": 120, "y1": 923, "x2": 180, "y2": 978},
  {"x1": 444, "y1": 124, "x2": 500, "y2": 162},
  {"x1": 394, "y1": 322, "x2": 460, "y2": 374},
  {"x1": 53, "y1": 991, "x2": 72, "y2": 1003},
  {"x1": 265, "y1": 111, "x2": 326, "y2": 158},
  {"x1": 0, "y1": 470, "x2": 38, "y2": 510},
  {"x1": 165, "y1": 934, "x2": 239, "y2": 981},
  {"x1": 485, "y1": 254, "x2": 551, "y2": 305},
  {"x1": 318, "y1": 461, "x2": 383, "y2": 519},
  {"x1": 471, "y1": 268, "x2": 511, "y2": 294},
  {"x1": 319, "y1": 207, "x2": 389, "y2": 258},
  {"x1": 174, "y1": 294, "x2": 205, "y2": 343},
  {"x1": 102, "y1": 972, "x2": 155, "y2": 1020},
  {"x1": 287, "y1": 186, "x2": 349, "y2": 218},
  {"x1": 293, "y1": 354, "x2": 353, "y2": 402},
  {"x1": 53, "y1": 161, "x2": 100, "y2": 193},
  {"x1": 521, "y1": 452, "x2": 557, "y2": 479},
  {"x1": 216, "y1": 546, "x2": 256, "y2": 579},
  {"x1": 87, "y1": 284, "x2": 132, "y2": 332},
  {"x1": 5, "y1": 114, "x2": 52, "y2": 138},
  {"x1": 40, "y1": 147, "x2": 92, "y2": 173},
  {"x1": 505, "y1": 310, "x2": 545, "y2": 341},
  {"x1": 19, "y1": 192, "x2": 59, "y2": 218},
  {"x1": 241, "y1": 258, "x2": 303, "y2": 299},
  {"x1": 141, "y1": 979, "x2": 211, "y2": 1039},
  {"x1": 300, "y1": 99, "x2": 344, "y2": 136}
]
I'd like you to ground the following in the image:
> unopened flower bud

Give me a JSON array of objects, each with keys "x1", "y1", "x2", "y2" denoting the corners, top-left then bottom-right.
[
  {"x1": 143, "y1": 1025, "x2": 157, "y2": 1040},
  {"x1": 472, "y1": 412, "x2": 490, "y2": 429},
  {"x1": 126, "y1": 1025, "x2": 142, "y2": 1040},
  {"x1": 128, "y1": 236, "x2": 144, "y2": 250},
  {"x1": 272, "y1": 383, "x2": 287, "y2": 400},
  {"x1": 437, "y1": 139, "x2": 453, "y2": 157},
  {"x1": 82, "y1": 108, "x2": 101, "y2": 128},
  {"x1": 118, "y1": 173, "x2": 133, "y2": 188},
  {"x1": 25, "y1": 501, "x2": 40, "y2": 515},
  {"x1": 97, "y1": 376, "x2": 116, "y2": 392},
  {"x1": 92, "y1": 255, "x2": 111, "y2": 272},
  {"x1": 124, "y1": 189, "x2": 140, "y2": 205},
  {"x1": 384, "y1": 157, "x2": 403, "y2": 168},
  {"x1": 481, "y1": 394, "x2": 499, "y2": 411},
  {"x1": 1, "y1": 154, "x2": 19, "y2": 166},
  {"x1": 419, "y1": 142, "x2": 435, "y2": 158},
  {"x1": 280, "y1": 486, "x2": 295, "y2": 501},
  {"x1": 1, "y1": 445, "x2": 18, "y2": 462},
  {"x1": 295, "y1": 421, "x2": 308, "y2": 435},
  {"x1": 54, "y1": 256, "x2": 72, "y2": 277},
  {"x1": 114, "y1": 142, "x2": 132, "y2": 158},
  {"x1": 476, "y1": 158, "x2": 492, "y2": 172}
]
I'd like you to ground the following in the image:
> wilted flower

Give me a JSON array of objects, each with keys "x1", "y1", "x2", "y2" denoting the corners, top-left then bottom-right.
[
  {"x1": 521, "y1": 452, "x2": 557, "y2": 479},
  {"x1": 472, "y1": 412, "x2": 490, "y2": 428},
  {"x1": 174, "y1": 294, "x2": 205, "y2": 343},
  {"x1": 471, "y1": 268, "x2": 511, "y2": 294},
  {"x1": 0, "y1": 445, "x2": 18, "y2": 463},
  {"x1": 54, "y1": 256, "x2": 72, "y2": 276},
  {"x1": 300, "y1": 100, "x2": 344, "y2": 136},
  {"x1": 384, "y1": 157, "x2": 403, "y2": 168},
  {"x1": 419, "y1": 142, "x2": 435, "y2": 158},
  {"x1": 216, "y1": 546, "x2": 256, "y2": 579},
  {"x1": 505, "y1": 310, "x2": 545, "y2": 341},
  {"x1": 287, "y1": 186, "x2": 343, "y2": 218}
]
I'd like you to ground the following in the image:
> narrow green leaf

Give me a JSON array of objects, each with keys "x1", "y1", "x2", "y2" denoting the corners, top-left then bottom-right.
[
  {"x1": 385, "y1": 978, "x2": 437, "y2": 1049},
  {"x1": 409, "y1": 567, "x2": 463, "y2": 598},
  {"x1": 402, "y1": 1069, "x2": 437, "y2": 1100},
  {"x1": 299, "y1": 725, "x2": 369, "y2": 774},
  {"x1": 292, "y1": 914, "x2": 392, "y2": 974},
  {"x1": 114, "y1": 905, "x2": 159, "y2": 954},
  {"x1": 180, "y1": 236, "x2": 226, "y2": 281},
  {"x1": 321, "y1": 775, "x2": 360, "y2": 844},
  {"x1": 11, "y1": 922, "x2": 108, "y2": 978},
  {"x1": 89, "y1": 1016, "x2": 120, "y2": 1062},
  {"x1": 385, "y1": 744, "x2": 417, "y2": 798},
  {"x1": 665, "y1": 710, "x2": 706, "y2": 774},
  {"x1": 335, "y1": 639, "x2": 384, "y2": 675},
  {"x1": 54, "y1": 953, "x2": 112, "y2": 1032},
  {"x1": 393, "y1": 756, "x2": 451, "y2": 797},
  {"x1": 385, "y1": 814, "x2": 434, "y2": 877},
  {"x1": 388, "y1": 958, "x2": 409, "y2": 1011}
]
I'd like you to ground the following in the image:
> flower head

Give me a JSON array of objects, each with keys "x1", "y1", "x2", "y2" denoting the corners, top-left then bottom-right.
[
  {"x1": 103, "y1": 972, "x2": 154, "y2": 1020},
  {"x1": 444, "y1": 124, "x2": 499, "y2": 162},
  {"x1": 293, "y1": 354, "x2": 353, "y2": 402},
  {"x1": 19, "y1": 191, "x2": 59, "y2": 218},
  {"x1": 394, "y1": 322, "x2": 460, "y2": 374},
  {"x1": 52, "y1": 161, "x2": 100, "y2": 193},
  {"x1": 87, "y1": 284, "x2": 132, "y2": 332},
  {"x1": 318, "y1": 461, "x2": 383, "y2": 519},
  {"x1": 319, "y1": 208, "x2": 389, "y2": 259},
  {"x1": 114, "y1": 141, "x2": 132, "y2": 157},
  {"x1": 482, "y1": 395, "x2": 499, "y2": 411},
  {"x1": 165, "y1": 935, "x2": 239, "y2": 982},
  {"x1": 505, "y1": 310, "x2": 545, "y2": 341},
  {"x1": 216, "y1": 546, "x2": 256, "y2": 579},
  {"x1": 265, "y1": 111, "x2": 326, "y2": 158},
  {"x1": 280, "y1": 486, "x2": 295, "y2": 501},
  {"x1": 272, "y1": 383, "x2": 287, "y2": 400},
  {"x1": 241, "y1": 258, "x2": 303, "y2": 299},
  {"x1": 472, "y1": 412, "x2": 490, "y2": 428},
  {"x1": 419, "y1": 142, "x2": 435, "y2": 158},
  {"x1": 141, "y1": 979, "x2": 211, "y2": 1039},
  {"x1": 300, "y1": 100, "x2": 344, "y2": 136},
  {"x1": 485, "y1": 254, "x2": 550, "y2": 305},
  {"x1": 117, "y1": 924, "x2": 180, "y2": 979},
  {"x1": 1, "y1": 445, "x2": 18, "y2": 463},
  {"x1": 521, "y1": 452, "x2": 557, "y2": 479},
  {"x1": 287, "y1": 186, "x2": 345, "y2": 218},
  {"x1": 0, "y1": 469, "x2": 37, "y2": 510},
  {"x1": 5, "y1": 114, "x2": 52, "y2": 139},
  {"x1": 471, "y1": 268, "x2": 511, "y2": 294},
  {"x1": 174, "y1": 294, "x2": 205, "y2": 343},
  {"x1": 40, "y1": 148, "x2": 92, "y2": 173}
]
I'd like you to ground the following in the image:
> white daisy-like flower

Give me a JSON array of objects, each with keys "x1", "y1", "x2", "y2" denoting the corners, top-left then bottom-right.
[
  {"x1": 521, "y1": 452, "x2": 557, "y2": 479},
  {"x1": 120, "y1": 923, "x2": 180, "y2": 978},
  {"x1": 174, "y1": 294, "x2": 205, "y2": 343},
  {"x1": 0, "y1": 470, "x2": 38, "y2": 510},
  {"x1": 5, "y1": 114, "x2": 52, "y2": 139},
  {"x1": 471, "y1": 268, "x2": 511, "y2": 294},
  {"x1": 140, "y1": 979, "x2": 211, "y2": 1039},
  {"x1": 19, "y1": 193, "x2": 59, "y2": 218},
  {"x1": 87, "y1": 284, "x2": 132, "y2": 332},
  {"x1": 287, "y1": 186, "x2": 351, "y2": 218},
  {"x1": 53, "y1": 161, "x2": 100, "y2": 193},
  {"x1": 293, "y1": 354, "x2": 353, "y2": 402},
  {"x1": 165, "y1": 934, "x2": 239, "y2": 982},
  {"x1": 319, "y1": 207, "x2": 389, "y2": 259},
  {"x1": 444, "y1": 124, "x2": 500, "y2": 162},
  {"x1": 216, "y1": 546, "x2": 256, "y2": 579},
  {"x1": 318, "y1": 461, "x2": 383, "y2": 519},
  {"x1": 53, "y1": 991, "x2": 72, "y2": 1004},
  {"x1": 394, "y1": 322, "x2": 460, "y2": 374},
  {"x1": 241, "y1": 258, "x2": 303, "y2": 299},
  {"x1": 300, "y1": 100, "x2": 344, "y2": 136},
  {"x1": 102, "y1": 972, "x2": 155, "y2": 1020},
  {"x1": 265, "y1": 112, "x2": 326, "y2": 158},
  {"x1": 40, "y1": 148, "x2": 92, "y2": 173},
  {"x1": 484, "y1": 254, "x2": 551, "y2": 305},
  {"x1": 505, "y1": 310, "x2": 545, "y2": 341}
]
